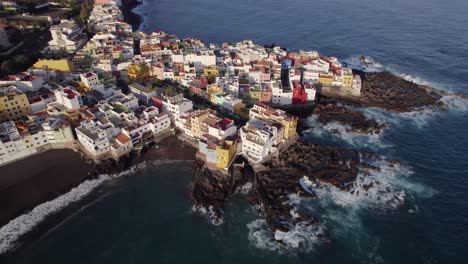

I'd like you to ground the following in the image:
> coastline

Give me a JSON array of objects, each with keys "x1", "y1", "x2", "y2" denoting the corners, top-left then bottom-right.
[
  {"x1": 1, "y1": 1, "x2": 192, "y2": 256},
  {"x1": 0, "y1": 135, "x2": 196, "y2": 256},
  {"x1": 0, "y1": 149, "x2": 94, "y2": 227},
  {"x1": 121, "y1": 0, "x2": 144, "y2": 31}
]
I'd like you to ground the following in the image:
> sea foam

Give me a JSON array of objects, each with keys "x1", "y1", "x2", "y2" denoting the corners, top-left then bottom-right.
[
  {"x1": 342, "y1": 55, "x2": 385, "y2": 72},
  {"x1": 247, "y1": 219, "x2": 326, "y2": 253},
  {"x1": 0, "y1": 163, "x2": 146, "y2": 255},
  {"x1": 192, "y1": 205, "x2": 224, "y2": 226},
  {"x1": 303, "y1": 115, "x2": 390, "y2": 150}
]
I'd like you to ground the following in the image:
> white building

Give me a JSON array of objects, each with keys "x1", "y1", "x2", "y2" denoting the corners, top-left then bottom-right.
[
  {"x1": 240, "y1": 119, "x2": 281, "y2": 163},
  {"x1": 0, "y1": 121, "x2": 32, "y2": 165},
  {"x1": 0, "y1": 116, "x2": 74, "y2": 166},
  {"x1": 76, "y1": 120, "x2": 111, "y2": 158},
  {"x1": 110, "y1": 132, "x2": 133, "y2": 159},
  {"x1": 217, "y1": 94, "x2": 242, "y2": 113},
  {"x1": 271, "y1": 81, "x2": 293, "y2": 105},
  {"x1": 80, "y1": 72, "x2": 101, "y2": 90},
  {"x1": 54, "y1": 87, "x2": 83, "y2": 110},
  {"x1": 352, "y1": 75, "x2": 362, "y2": 96},
  {"x1": 161, "y1": 94, "x2": 193, "y2": 120},
  {"x1": 48, "y1": 20, "x2": 88, "y2": 53},
  {"x1": 0, "y1": 74, "x2": 44, "y2": 92}
]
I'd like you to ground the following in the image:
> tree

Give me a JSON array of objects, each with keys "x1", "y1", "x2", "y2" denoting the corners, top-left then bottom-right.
[
  {"x1": 13, "y1": 55, "x2": 28, "y2": 66},
  {"x1": 1, "y1": 60, "x2": 15, "y2": 76},
  {"x1": 164, "y1": 86, "x2": 177, "y2": 97}
]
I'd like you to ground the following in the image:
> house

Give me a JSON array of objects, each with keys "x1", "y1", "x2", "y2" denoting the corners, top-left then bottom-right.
[
  {"x1": 110, "y1": 132, "x2": 133, "y2": 159},
  {"x1": 129, "y1": 83, "x2": 154, "y2": 104},
  {"x1": 198, "y1": 136, "x2": 238, "y2": 169},
  {"x1": 351, "y1": 75, "x2": 362, "y2": 96},
  {"x1": 0, "y1": 116, "x2": 74, "y2": 165},
  {"x1": 48, "y1": 20, "x2": 88, "y2": 53},
  {"x1": 0, "y1": 86, "x2": 32, "y2": 122},
  {"x1": 75, "y1": 120, "x2": 111, "y2": 158},
  {"x1": 161, "y1": 94, "x2": 193, "y2": 120},
  {"x1": 54, "y1": 87, "x2": 83, "y2": 110},
  {"x1": 240, "y1": 119, "x2": 282, "y2": 163},
  {"x1": 0, "y1": 74, "x2": 44, "y2": 92},
  {"x1": 80, "y1": 72, "x2": 102, "y2": 90},
  {"x1": 249, "y1": 102, "x2": 298, "y2": 140}
]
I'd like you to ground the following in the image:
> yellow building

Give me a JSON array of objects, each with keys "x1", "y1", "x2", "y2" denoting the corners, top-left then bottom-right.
[
  {"x1": 126, "y1": 63, "x2": 149, "y2": 80},
  {"x1": 249, "y1": 89, "x2": 261, "y2": 101},
  {"x1": 0, "y1": 86, "x2": 32, "y2": 122},
  {"x1": 204, "y1": 66, "x2": 219, "y2": 78},
  {"x1": 216, "y1": 139, "x2": 238, "y2": 169},
  {"x1": 206, "y1": 84, "x2": 223, "y2": 103},
  {"x1": 234, "y1": 103, "x2": 249, "y2": 119},
  {"x1": 190, "y1": 110, "x2": 211, "y2": 138},
  {"x1": 318, "y1": 73, "x2": 334, "y2": 86},
  {"x1": 342, "y1": 69, "x2": 354, "y2": 87},
  {"x1": 249, "y1": 102, "x2": 298, "y2": 140},
  {"x1": 32, "y1": 59, "x2": 75, "y2": 72}
]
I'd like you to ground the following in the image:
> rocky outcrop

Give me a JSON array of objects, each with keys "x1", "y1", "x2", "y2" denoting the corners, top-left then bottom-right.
[
  {"x1": 263, "y1": 142, "x2": 378, "y2": 191},
  {"x1": 313, "y1": 99, "x2": 387, "y2": 134},
  {"x1": 357, "y1": 71, "x2": 445, "y2": 112},
  {"x1": 191, "y1": 141, "x2": 381, "y2": 234},
  {"x1": 191, "y1": 160, "x2": 254, "y2": 221}
]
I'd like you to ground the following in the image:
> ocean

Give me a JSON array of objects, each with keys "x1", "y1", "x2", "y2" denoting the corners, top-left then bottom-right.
[{"x1": 2, "y1": 0, "x2": 468, "y2": 263}]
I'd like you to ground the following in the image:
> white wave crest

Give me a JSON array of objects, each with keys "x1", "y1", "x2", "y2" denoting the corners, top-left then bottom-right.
[
  {"x1": 304, "y1": 116, "x2": 390, "y2": 149},
  {"x1": 398, "y1": 73, "x2": 432, "y2": 86},
  {"x1": 0, "y1": 163, "x2": 146, "y2": 255},
  {"x1": 440, "y1": 94, "x2": 468, "y2": 113},
  {"x1": 342, "y1": 55, "x2": 385, "y2": 72},
  {"x1": 247, "y1": 219, "x2": 326, "y2": 253},
  {"x1": 191, "y1": 205, "x2": 223, "y2": 225},
  {"x1": 236, "y1": 182, "x2": 253, "y2": 195},
  {"x1": 361, "y1": 106, "x2": 439, "y2": 129},
  {"x1": 302, "y1": 158, "x2": 418, "y2": 210}
]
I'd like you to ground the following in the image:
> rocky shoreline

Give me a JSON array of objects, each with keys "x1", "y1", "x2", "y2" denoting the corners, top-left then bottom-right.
[
  {"x1": 313, "y1": 98, "x2": 386, "y2": 134},
  {"x1": 357, "y1": 71, "x2": 445, "y2": 112},
  {"x1": 307, "y1": 71, "x2": 450, "y2": 134},
  {"x1": 191, "y1": 141, "x2": 388, "y2": 241}
]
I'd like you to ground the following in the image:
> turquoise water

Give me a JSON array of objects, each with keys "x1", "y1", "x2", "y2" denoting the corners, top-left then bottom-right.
[{"x1": 2, "y1": 0, "x2": 468, "y2": 262}]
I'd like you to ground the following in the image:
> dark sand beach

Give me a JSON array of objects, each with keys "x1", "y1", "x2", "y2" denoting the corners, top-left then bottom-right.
[
  {"x1": 0, "y1": 135, "x2": 196, "y2": 233},
  {"x1": 0, "y1": 149, "x2": 93, "y2": 227}
]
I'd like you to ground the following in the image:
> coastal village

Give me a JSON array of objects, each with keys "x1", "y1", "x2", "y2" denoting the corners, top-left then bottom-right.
[
  {"x1": 0, "y1": 0, "x2": 363, "y2": 171},
  {"x1": 0, "y1": 0, "x2": 460, "y2": 258}
]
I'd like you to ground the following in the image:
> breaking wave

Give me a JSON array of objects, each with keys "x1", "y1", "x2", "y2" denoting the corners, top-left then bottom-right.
[
  {"x1": 192, "y1": 205, "x2": 224, "y2": 226},
  {"x1": 440, "y1": 94, "x2": 468, "y2": 113},
  {"x1": 342, "y1": 55, "x2": 385, "y2": 72},
  {"x1": 247, "y1": 219, "x2": 326, "y2": 253},
  {"x1": 236, "y1": 182, "x2": 253, "y2": 195},
  {"x1": 0, "y1": 163, "x2": 147, "y2": 255},
  {"x1": 302, "y1": 157, "x2": 434, "y2": 211},
  {"x1": 303, "y1": 116, "x2": 391, "y2": 150}
]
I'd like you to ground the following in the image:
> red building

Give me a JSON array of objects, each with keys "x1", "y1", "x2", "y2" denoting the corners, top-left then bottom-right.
[
  {"x1": 151, "y1": 96, "x2": 164, "y2": 112},
  {"x1": 292, "y1": 80, "x2": 307, "y2": 105}
]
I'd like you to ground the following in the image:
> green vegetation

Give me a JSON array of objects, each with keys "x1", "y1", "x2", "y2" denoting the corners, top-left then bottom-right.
[
  {"x1": 163, "y1": 85, "x2": 177, "y2": 97},
  {"x1": 0, "y1": 55, "x2": 36, "y2": 76},
  {"x1": 112, "y1": 105, "x2": 131, "y2": 114}
]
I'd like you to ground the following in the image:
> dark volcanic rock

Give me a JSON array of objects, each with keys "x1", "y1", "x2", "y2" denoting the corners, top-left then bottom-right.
[
  {"x1": 191, "y1": 161, "x2": 253, "y2": 221},
  {"x1": 313, "y1": 99, "x2": 387, "y2": 134},
  {"x1": 191, "y1": 141, "x2": 381, "y2": 238},
  {"x1": 358, "y1": 71, "x2": 444, "y2": 112},
  {"x1": 250, "y1": 142, "x2": 380, "y2": 234},
  {"x1": 263, "y1": 142, "x2": 378, "y2": 191}
]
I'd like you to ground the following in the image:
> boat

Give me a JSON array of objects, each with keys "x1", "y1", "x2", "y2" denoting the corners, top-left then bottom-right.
[{"x1": 299, "y1": 176, "x2": 317, "y2": 195}]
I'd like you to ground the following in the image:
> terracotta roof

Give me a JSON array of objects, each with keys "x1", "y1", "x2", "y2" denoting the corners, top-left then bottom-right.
[{"x1": 115, "y1": 133, "x2": 131, "y2": 144}]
